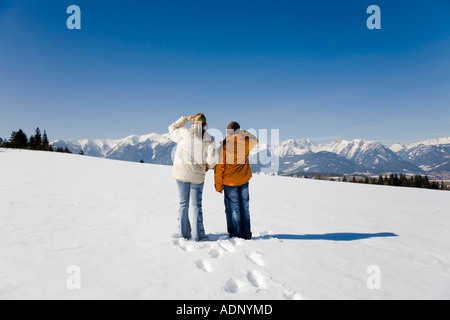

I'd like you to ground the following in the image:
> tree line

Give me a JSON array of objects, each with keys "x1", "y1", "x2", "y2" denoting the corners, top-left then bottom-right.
[
  {"x1": 0, "y1": 127, "x2": 72, "y2": 154},
  {"x1": 290, "y1": 172, "x2": 448, "y2": 191},
  {"x1": 342, "y1": 173, "x2": 447, "y2": 191}
]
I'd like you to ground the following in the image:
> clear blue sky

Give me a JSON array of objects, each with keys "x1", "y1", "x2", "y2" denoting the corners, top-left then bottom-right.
[{"x1": 1, "y1": 0, "x2": 449, "y2": 145}]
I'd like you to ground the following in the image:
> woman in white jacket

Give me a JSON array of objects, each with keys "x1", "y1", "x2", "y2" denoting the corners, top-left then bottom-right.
[{"x1": 169, "y1": 113, "x2": 218, "y2": 241}]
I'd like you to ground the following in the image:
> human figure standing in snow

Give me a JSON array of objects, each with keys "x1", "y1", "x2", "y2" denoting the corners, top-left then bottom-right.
[
  {"x1": 169, "y1": 114, "x2": 218, "y2": 241},
  {"x1": 215, "y1": 122, "x2": 258, "y2": 240}
]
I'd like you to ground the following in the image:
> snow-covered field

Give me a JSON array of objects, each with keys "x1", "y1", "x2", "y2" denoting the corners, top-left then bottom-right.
[{"x1": 1, "y1": 148, "x2": 449, "y2": 300}]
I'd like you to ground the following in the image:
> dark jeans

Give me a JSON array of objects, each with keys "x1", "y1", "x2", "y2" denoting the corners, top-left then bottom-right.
[{"x1": 223, "y1": 182, "x2": 252, "y2": 240}]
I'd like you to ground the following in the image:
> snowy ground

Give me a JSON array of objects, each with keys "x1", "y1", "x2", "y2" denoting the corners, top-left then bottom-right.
[{"x1": 1, "y1": 148, "x2": 449, "y2": 300}]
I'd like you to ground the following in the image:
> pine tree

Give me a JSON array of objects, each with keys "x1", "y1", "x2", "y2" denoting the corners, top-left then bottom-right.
[
  {"x1": 430, "y1": 180, "x2": 439, "y2": 190},
  {"x1": 394, "y1": 174, "x2": 401, "y2": 186},
  {"x1": 400, "y1": 174, "x2": 410, "y2": 187},
  {"x1": 140, "y1": 159, "x2": 144, "y2": 163},
  {"x1": 342, "y1": 175, "x2": 347, "y2": 182},
  {"x1": 378, "y1": 175, "x2": 384, "y2": 185},
  {"x1": 79, "y1": 149, "x2": 84, "y2": 155},
  {"x1": 413, "y1": 175, "x2": 419, "y2": 188},
  {"x1": 42, "y1": 130, "x2": 50, "y2": 151},
  {"x1": 34, "y1": 127, "x2": 42, "y2": 150},
  {"x1": 423, "y1": 175, "x2": 430, "y2": 189},
  {"x1": 10, "y1": 129, "x2": 28, "y2": 149},
  {"x1": 29, "y1": 135, "x2": 37, "y2": 150},
  {"x1": 388, "y1": 174, "x2": 394, "y2": 186}
]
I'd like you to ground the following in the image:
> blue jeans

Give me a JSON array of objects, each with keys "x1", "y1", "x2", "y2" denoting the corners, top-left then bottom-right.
[
  {"x1": 224, "y1": 182, "x2": 252, "y2": 240},
  {"x1": 176, "y1": 180, "x2": 207, "y2": 241}
]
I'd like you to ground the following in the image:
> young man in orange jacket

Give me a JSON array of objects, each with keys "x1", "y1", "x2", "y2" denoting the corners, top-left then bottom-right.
[{"x1": 215, "y1": 122, "x2": 258, "y2": 240}]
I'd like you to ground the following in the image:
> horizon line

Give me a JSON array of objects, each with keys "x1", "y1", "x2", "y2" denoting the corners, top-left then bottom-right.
[{"x1": 49, "y1": 131, "x2": 450, "y2": 148}]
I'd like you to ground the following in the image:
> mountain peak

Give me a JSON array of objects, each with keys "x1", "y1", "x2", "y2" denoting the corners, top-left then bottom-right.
[{"x1": 394, "y1": 137, "x2": 450, "y2": 150}]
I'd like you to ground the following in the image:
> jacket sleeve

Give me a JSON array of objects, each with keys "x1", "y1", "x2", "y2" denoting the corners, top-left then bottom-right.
[
  {"x1": 247, "y1": 131, "x2": 259, "y2": 151},
  {"x1": 168, "y1": 116, "x2": 189, "y2": 143},
  {"x1": 243, "y1": 131, "x2": 259, "y2": 156},
  {"x1": 206, "y1": 139, "x2": 219, "y2": 170},
  {"x1": 214, "y1": 143, "x2": 226, "y2": 192}
]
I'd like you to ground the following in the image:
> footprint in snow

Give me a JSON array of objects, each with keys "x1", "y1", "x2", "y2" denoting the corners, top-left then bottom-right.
[
  {"x1": 219, "y1": 241, "x2": 237, "y2": 253},
  {"x1": 172, "y1": 234, "x2": 212, "y2": 252},
  {"x1": 282, "y1": 288, "x2": 305, "y2": 300},
  {"x1": 223, "y1": 278, "x2": 242, "y2": 294},
  {"x1": 245, "y1": 252, "x2": 265, "y2": 266},
  {"x1": 172, "y1": 238, "x2": 196, "y2": 252},
  {"x1": 246, "y1": 270, "x2": 269, "y2": 290},
  {"x1": 229, "y1": 237, "x2": 246, "y2": 246},
  {"x1": 195, "y1": 259, "x2": 214, "y2": 273},
  {"x1": 209, "y1": 245, "x2": 224, "y2": 259}
]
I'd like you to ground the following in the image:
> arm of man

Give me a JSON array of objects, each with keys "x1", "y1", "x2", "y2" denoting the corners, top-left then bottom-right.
[
  {"x1": 242, "y1": 131, "x2": 259, "y2": 151},
  {"x1": 214, "y1": 143, "x2": 226, "y2": 193},
  {"x1": 241, "y1": 131, "x2": 259, "y2": 159}
]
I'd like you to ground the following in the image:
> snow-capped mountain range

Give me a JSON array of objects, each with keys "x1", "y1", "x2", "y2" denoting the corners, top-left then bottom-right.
[
  {"x1": 253, "y1": 138, "x2": 440, "y2": 177},
  {"x1": 52, "y1": 133, "x2": 175, "y2": 165},
  {"x1": 51, "y1": 135, "x2": 450, "y2": 179},
  {"x1": 389, "y1": 137, "x2": 450, "y2": 177}
]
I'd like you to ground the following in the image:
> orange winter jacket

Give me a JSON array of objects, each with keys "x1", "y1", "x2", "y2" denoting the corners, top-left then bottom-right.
[{"x1": 215, "y1": 130, "x2": 258, "y2": 192}]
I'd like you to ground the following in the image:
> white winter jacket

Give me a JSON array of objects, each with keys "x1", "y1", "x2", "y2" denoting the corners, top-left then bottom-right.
[{"x1": 169, "y1": 116, "x2": 218, "y2": 184}]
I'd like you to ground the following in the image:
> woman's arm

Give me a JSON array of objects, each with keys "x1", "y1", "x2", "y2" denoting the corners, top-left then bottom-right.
[{"x1": 168, "y1": 116, "x2": 195, "y2": 142}]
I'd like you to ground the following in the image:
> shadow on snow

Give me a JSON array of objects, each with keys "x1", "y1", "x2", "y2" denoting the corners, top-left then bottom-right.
[
  {"x1": 204, "y1": 232, "x2": 398, "y2": 242},
  {"x1": 254, "y1": 232, "x2": 398, "y2": 241}
]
